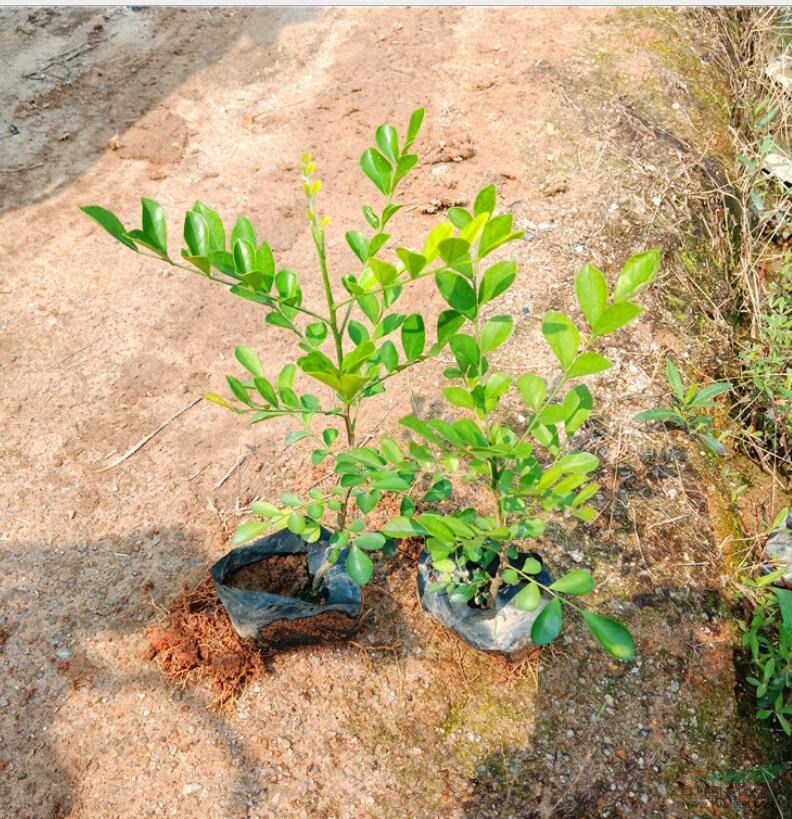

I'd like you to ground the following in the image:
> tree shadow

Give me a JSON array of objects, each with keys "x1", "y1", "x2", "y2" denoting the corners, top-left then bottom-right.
[
  {"x1": 0, "y1": 6, "x2": 317, "y2": 215},
  {"x1": 1, "y1": 524, "x2": 409, "y2": 817}
]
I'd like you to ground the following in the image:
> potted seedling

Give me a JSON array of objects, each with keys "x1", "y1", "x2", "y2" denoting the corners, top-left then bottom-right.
[
  {"x1": 376, "y1": 226, "x2": 661, "y2": 660},
  {"x1": 81, "y1": 109, "x2": 465, "y2": 649},
  {"x1": 82, "y1": 105, "x2": 657, "y2": 660}
]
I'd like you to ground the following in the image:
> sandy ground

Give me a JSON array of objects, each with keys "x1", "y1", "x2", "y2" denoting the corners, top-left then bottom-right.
[{"x1": 1, "y1": 6, "x2": 789, "y2": 818}]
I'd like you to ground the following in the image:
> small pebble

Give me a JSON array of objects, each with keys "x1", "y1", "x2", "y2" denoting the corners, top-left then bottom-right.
[
  {"x1": 604, "y1": 694, "x2": 615, "y2": 707},
  {"x1": 56, "y1": 649, "x2": 72, "y2": 661},
  {"x1": 670, "y1": 680, "x2": 680, "y2": 693},
  {"x1": 182, "y1": 784, "x2": 202, "y2": 797}
]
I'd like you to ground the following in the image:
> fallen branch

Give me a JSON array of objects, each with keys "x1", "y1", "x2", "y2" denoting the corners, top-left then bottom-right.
[{"x1": 98, "y1": 396, "x2": 202, "y2": 471}]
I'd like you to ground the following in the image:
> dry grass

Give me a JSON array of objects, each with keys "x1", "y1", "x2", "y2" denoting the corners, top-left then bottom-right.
[{"x1": 690, "y1": 8, "x2": 792, "y2": 481}]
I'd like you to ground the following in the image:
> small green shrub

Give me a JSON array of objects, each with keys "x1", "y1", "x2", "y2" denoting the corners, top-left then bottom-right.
[
  {"x1": 737, "y1": 529, "x2": 792, "y2": 736},
  {"x1": 380, "y1": 249, "x2": 661, "y2": 660},
  {"x1": 82, "y1": 108, "x2": 659, "y2": 659},
  {"x1": 636, "y1": 358, "x2": 732, "y2": 456}
]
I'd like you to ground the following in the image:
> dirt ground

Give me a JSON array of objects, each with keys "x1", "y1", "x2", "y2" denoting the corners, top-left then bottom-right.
[{"x1": 1, "y1": 6, "x2": 790, "y2": 818}]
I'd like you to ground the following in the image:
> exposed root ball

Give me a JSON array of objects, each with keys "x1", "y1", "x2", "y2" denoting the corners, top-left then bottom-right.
[{"x1": 143, "y1": 576, "x2": 267, "y2": 708}]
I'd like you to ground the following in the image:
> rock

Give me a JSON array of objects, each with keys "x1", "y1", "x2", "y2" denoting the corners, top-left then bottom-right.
[
  {"x1": 182, "y1": 784, "x2": 202, "y2": 796},
  {"x1": 766, "y1": 55, "x2": 792, "y2": 91},
  {"x1": 55, "y1": 649, "x2": 72, "y2": 661},
  {"x1": 0, "y1": 698, "x2": 9, "y2": 708},
  {"x1": 669, "y1": 680, "x2": 680, "y2": 693},
  {"x1": 604, "y1": 694, "x2": 615, "y2": 707}
]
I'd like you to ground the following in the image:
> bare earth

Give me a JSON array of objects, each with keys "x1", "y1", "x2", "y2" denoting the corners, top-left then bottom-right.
[{"x1": 1, "y1": 7, "x2": 789, "y2": 818}]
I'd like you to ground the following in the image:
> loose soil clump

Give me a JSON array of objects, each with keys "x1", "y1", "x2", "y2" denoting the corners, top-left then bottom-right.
[
  {"x1": 144, "y1": 577, "x2": 267, "y2": 708},
  {"x1": 227, "y1": 553, "x2": 326, "y2": 604}
]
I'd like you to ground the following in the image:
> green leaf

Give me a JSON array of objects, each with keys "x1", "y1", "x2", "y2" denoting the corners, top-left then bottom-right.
[
  {"x1": 192, "y1": 201, "x2": 225, "y2": 252},
  {"x1": 401, "y1": 313, "x2": 426, "y2": 360},
  {"x1": 356, "y1": 490, "x2": 381, "y2": 515},
  {"x1": 423, "y1": 479, "x2": 452, "y2": 503},
  {"x1": 285, "y1": 430, "x2": 312, "y2": 447},
  {"x1": 306, "y1": 322, "x2": 328, "y2": 347},
  {"x1": 592, "y1": 302, "x2": 644, "y2": 336},
  {"x1": 689, "y1": 381, "x2": 732, "y2": 407},
  {"x1": 360, "y1": 147, "x2": 392, "y2": 196},
  {"x1": 436, "y1": 269, "x2": 477, "y2": 318},
  {"x1": 231, "y1": 215, "x2": 256, "y2": 248},
  {"x1": 703, "y1": 765, "x2": 782, "y2": 784},
  {"x1": 405, "y1": 107, "x2": 425, "y2": 148},
  {"x1": 575, "y1": 263, "x2": 608, "y2": 328},
  {"x1": 251, "y1": 500, "x2": 280, "y2": 517},
  {"x1": 474, "y1": 184, "x2": 497, "y2": 216},
  {"x1": 580, "y1": 611, "x2": 635, "y2": 660},
  {"x1": 280, "y1": 492, "x2": 302, "y2": 506},
  {"x1": 362, "y1": 206, "x2": 379, "y2": 230},
  {"x1": 341, "y1": 340, "x2": 376, "y2": 373},
  {"x1": 479, "y1": 260, "x2": 516, "y2": 305},
  {"x1": 348, "y1": 320, "x2": 369, "y2": 345},
  {"x1": 395, "y1": 247, "x2": 427, "y2": 278},
  {"x1": 517, "y1": 374, "x2": 546, "y2": 410},
  {"x1": 542, "y1": 311, "x2": 579, "y2": 370},
  {"x1": 287, "y1": 511, "x2": 306, "y2": 534},
  {"x1": 480, "y1": 315, "x2": 513, "y2": 353},
  {"x1": 323, "y1": 428, "x2": 339, "y2": 446},
  {"x1": 514, "y1": 581, "x2": 541, "y2": 611},
  {"x1": 558, "y1": 451, "x2": 600, "y2": 473},
  {"x1": 203, "y1": 392, "x2": 243, "y2": 413},
  {"x1": 531, "y1": 598, "x2": 563, "y2": 644},
  {"x1": 567, "y1": 352, "x2": 612, "y2": 379},
  {"x1": 345, "y1": 230, "x2": 369, "y2": 263},
  {"x1": 375, "y1": 124, "x2": 400, "y2": 164},
  {"x1": 380, "y1": 438, "x2": 403, "y2": 464},
  {"x1": 235, "y1": 346, "x2": 264, "y2": 377},
  {"x1": 436, "y1": 310, "x2": 465, "y2": 348},
  {"x1": 141, "y1": 197, "x2": 168, "y2": 255},
  {"x1": 550, "y1": 570, "x2": 593, "y2": 595},
  {"x1": 634, "y1": 407, "x2": 679, "y2": 423},
  {"x1": 663, "y1": 358, "x2": 684, "y2": 400},
  {"x1": 479, "y1": 213, "x2": 514, "y2": 257},
  {"x1": 394, "y1": 153, "x2": 418, "y2": 186},
  {"x1": 256, "y1": 242, "x2": 275, "y2": 280},
  {"x1": 383, "y1": 516, "x2": 425, "y2": 538},
  {"x1": 253, "y1": 376, "x2": 278, "y2": 406},
  {"x1": 184, "y1": 211, "x2": 209, "y2": 257},
  {"x1": 355, "y1": 532, "x2": 386, "y2": 551},
  {"x1": 226, "y1": 375, "x2": 253, "y2": 406},
  {"x1": 444, "y1": 386, "x2": 474, "y2": 409},
  {"x1": 563, "y1": 384, "x2": 593, "y2": 435},
  {"x1": 447, "y1": 207, "x2": 472, "y2": 229},
  {"x1": 613, "y1": 249, "x2": 660, "y2": 303},
  {"x1": 346, "y1": 546, "x2": 374, "y2": 585},
  {"x1": 774, "y1": 587, "x2": 792, "y2": 629},
  {"x1": 449, "y1": 334, "x2": 480, "y2": 374},
  {"x1": 81, "y1": 205, "x2": 138, "y2": 251},
  {"x1": 232, "y1": 521, "x2": 267, "y2": 544},
  {"x1": 368, "y1": 257, "x2": 398, "y2": 286},
  {"x1": 438, "y1": 237, "x2": 473, "y2": 276}
]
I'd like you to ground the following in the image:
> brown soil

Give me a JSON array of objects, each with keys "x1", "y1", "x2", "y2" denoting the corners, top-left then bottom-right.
[
  {"x1": 227, "y1": 554, "x2": 314, "y2": 600},
  {"x1": 144, "y1": 577, "x2": 267, "y2": 709}
]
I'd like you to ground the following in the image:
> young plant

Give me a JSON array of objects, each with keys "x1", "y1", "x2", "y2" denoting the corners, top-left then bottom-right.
[
  {"x1": 380, "y1": 239, "x2": 661, "y2": 660},
  {"x1": 738, "y1": 567, "x2": 792, "y2": 735},
  {"x1": 635, "y1": 359, "x2": 732, "y2": 456},
  {"x1": 81, "y1": 108, "x2": 467, "y2": 588}
]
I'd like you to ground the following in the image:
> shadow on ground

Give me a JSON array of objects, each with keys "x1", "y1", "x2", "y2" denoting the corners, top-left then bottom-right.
[{"x1": 0, "y1": 6, "x2": 317, "y2": 215}]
